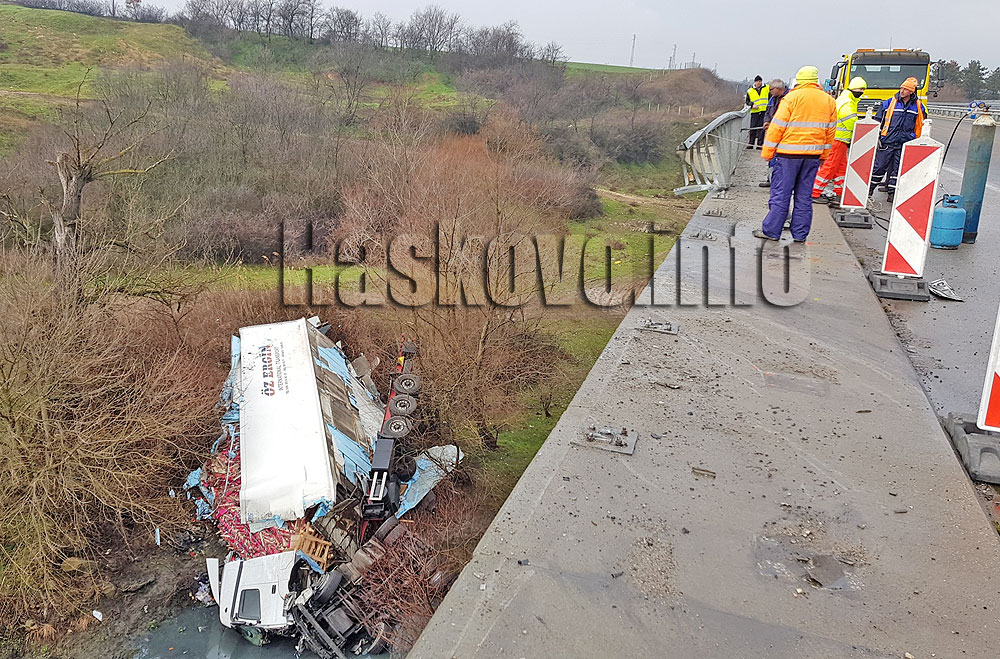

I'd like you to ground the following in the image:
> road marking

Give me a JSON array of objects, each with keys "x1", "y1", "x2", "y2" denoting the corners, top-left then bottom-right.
[{"x1": 941, "y1": 165, "x2": 1000, "y2": 193}]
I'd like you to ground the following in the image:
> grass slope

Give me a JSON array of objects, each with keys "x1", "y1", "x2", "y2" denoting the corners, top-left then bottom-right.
[
  {"x1": 566, "y1": 61, "x2": 661, "y2": 75},
  {"x1": 0, "y1": 4, "x2": 215, "y2": 95}
]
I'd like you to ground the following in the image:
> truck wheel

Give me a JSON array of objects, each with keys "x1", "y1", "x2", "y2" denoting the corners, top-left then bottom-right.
[
  {"x1": 374, "y1": 515, "x2": 399, "y2": 541},
  {"x1": 393, "y1": 374, "x2": 421, "y2": 395},
  {"x1": 380, "y1": 415, "x2": 412, "y2": 439},
  {"x1": 388, "y1": 394, "x2": 417, "y2": 416},
  {"x1": 310, "y1": 571, "x2": 343, "y2": 608}
]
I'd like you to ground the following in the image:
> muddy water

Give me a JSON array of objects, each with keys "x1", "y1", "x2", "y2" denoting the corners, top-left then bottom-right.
[
  {"x1": 129, "y1": 607, "x2": 300, "y2": 659},
  {"x1": 128, "y1": 607, "x2": 390, "y2": 659}
]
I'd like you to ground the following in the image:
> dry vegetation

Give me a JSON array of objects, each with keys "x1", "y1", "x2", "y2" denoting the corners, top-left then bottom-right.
[{"x1": 0, "y1": 3, "x2": 735, "y2": 654}]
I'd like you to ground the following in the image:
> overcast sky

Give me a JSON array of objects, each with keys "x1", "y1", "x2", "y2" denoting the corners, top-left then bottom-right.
[{"x1": 157, "y1": 0, "x2": 999, "y2": 82}]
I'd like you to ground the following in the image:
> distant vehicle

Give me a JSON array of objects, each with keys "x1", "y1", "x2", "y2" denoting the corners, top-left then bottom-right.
[{"x1": 830, "y1": 49, "x2": 935, "y2": 116}]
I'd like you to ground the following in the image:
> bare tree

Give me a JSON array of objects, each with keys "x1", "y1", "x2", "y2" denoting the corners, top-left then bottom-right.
[
  {"x1": 410, "y1": 5, "x2": 460, "y2": 59},
  {"x1": 46, "y1": 77, "x2": 170, "y2": 298},
  {"x1": 325, "y1": 6, "x2": 361, "y2": 43},
  {"x1": 539, "y1": 41, "x2": 564, "y2": 66},
  {"x1": 366, "y1": 11, "x2": 392, "y2": 49},
  {"x1": 619, "y1": 74, "x2": 647, "y2": 129},
  {"x1": 276, "y1": 0, "x2": 305, "y2": 37}
]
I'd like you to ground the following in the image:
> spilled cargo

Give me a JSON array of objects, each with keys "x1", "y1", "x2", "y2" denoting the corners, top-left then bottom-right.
[{"x1": 185, "y1": 317, "x2": 461, "y2": 656}]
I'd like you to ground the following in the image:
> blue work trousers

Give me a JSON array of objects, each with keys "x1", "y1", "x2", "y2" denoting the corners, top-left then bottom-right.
[{"x1": 761, "y1": 155, "x2": 821, "y2": 241}]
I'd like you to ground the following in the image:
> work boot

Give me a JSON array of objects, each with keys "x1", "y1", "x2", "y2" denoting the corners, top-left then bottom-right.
[
  {"x1": 878, "y1": 184, "x2": 889, "y2": 192},
  {"x1": 752, "y1": 229, "x2": 779, "y2": 241},
  {"x1": 759, "y1": 181, "x2": 771, "y2": 188},
  {"x1": 812, "y1": 195, "x2": 829, "y2": 204},
  {"x1": 746, "y1": 145, "x2": 755, "y2": 150},
  {"x1": 886, "y1": 192, "x2": 894, "y2": 204}
]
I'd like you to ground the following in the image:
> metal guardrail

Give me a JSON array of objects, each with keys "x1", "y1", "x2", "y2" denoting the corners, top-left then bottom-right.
[
  {"x1": 926, "y1": 103, "x2": 1000, "y2": 121},
  {"x1": 674, "y1": 106, "x2": 751, "y2": 195},
  {"x1": 673, "y1": 101, "x2": 997, "y2": 196}
]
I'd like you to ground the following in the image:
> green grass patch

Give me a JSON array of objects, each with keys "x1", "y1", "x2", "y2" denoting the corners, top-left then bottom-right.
[
  {"x1": 565, "y1": 61, "x2": 662, "y2": 76},
  {"x1": 0, "y1": 5, "x2": 215, "y2": 95},
  {"x1": 569, "y1": 200, "x2": 678, "y2": 284},
  {"x1": 600, "y1": 158, "x2": 686, "y2": 197},
  {"x1": 484, "y1": 312, "x2": 622, "y2": 492}
]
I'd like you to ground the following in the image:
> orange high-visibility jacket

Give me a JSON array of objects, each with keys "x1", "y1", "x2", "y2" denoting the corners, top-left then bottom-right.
[{"x1": 761, "y1": 82, "x2": 837, "y2": 160}]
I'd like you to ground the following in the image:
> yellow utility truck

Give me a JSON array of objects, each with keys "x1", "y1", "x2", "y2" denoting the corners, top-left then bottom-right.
[{"x1": 830, "y1": 49, "x2": 934, "y2": 115}]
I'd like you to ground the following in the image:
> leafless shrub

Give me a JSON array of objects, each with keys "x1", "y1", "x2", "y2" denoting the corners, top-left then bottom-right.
[
  {"x1": 356, "y1": 484, "x2": 488, "y2": 650},
  {"x1": 0, "y1": 252, "x2": 220, "y2": 634}
]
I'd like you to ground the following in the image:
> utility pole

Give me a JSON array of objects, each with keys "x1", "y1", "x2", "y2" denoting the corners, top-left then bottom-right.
[
  {"x1": 629, "y1": 34, "x2": 636, "y2": 67},
  {"x1": 670, "y1": 44, "x2": 677, "y2": 70}
]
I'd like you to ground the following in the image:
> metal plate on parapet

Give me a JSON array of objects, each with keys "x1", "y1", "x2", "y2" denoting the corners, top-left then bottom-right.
[
  {"x1": 833, "y1": 209, "x2": 873, "y2": 229},
  {"x1": 571, "y1": 425, "x2": 636, "y2": 455},
  {"x1": 869, "y1": 272, "x2": 930, "y2": 301}
]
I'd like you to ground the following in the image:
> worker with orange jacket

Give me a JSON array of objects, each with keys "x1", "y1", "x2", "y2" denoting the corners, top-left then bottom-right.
[
  {"x1": 870, "y1": 76, "x2": 927, "y2": 202},
  {"x1": 754, "y1": 66, "x2": 837, "y2": 242}
]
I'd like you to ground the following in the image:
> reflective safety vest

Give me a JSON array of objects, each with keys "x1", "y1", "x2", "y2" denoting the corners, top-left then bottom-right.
[
  {"x1": 747, "y1": 85, "x2": 769, "y2": 113},
  {"x1": 834, "y1": 90, "x2": 860, "y2": 143},
  {"x1": 762, "y1": 83, "x2": 837, "y2": 159},
  {"x1": 880, "y1": 95, "x2": 925, "y2": 143}
]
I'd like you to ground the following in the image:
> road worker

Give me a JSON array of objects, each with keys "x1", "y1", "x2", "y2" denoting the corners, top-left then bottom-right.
[
  {"x1": 870, "y1": 76, "x2": 927, "y2": 202},
  {"x1": 746, "y1": 75, "x2": 769, "y2": 149},
  {"x1": 753, "y1": 66, "x2": 837, "y2": 243},
  {"x1": 812, "y1": 76, "x2": 868, "y2": 204},
  {"x1": 759, "y1": 79, "x2": 788, "y2": 188}
]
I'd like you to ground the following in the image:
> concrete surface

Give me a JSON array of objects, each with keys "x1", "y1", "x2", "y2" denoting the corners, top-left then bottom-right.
[{"x1": 410, "y1": 154, "x2": 1000, "y2": 659}]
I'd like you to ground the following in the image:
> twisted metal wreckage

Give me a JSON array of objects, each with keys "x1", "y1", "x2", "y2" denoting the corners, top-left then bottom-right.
[{"x1": 183, "y1": 317, "x2": 462, "y2": 657}]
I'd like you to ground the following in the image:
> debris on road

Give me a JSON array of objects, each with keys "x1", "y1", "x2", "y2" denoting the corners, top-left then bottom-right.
[
  {"x1": 928, "y1": 278, "x2": 964, "y2": 301},
  {"x1": 691, "y1": 466, "x2": 716, "y2": 479},
  {"x1": 185, "y1": 318, "x2": 463, "y2": 656}
]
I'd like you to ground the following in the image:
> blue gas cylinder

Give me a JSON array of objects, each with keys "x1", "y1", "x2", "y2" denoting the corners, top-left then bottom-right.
[{"x1": 930, "y1": 195, "x2": 966, "y2": 249}]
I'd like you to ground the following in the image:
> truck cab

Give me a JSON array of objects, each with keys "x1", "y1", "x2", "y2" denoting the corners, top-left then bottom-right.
[
  {"x1": 210, "y1": 552, "x2": 297, "y2": 633},
  {"x1": 831, "y1": 49, "x2": 933, "y2": 116}
]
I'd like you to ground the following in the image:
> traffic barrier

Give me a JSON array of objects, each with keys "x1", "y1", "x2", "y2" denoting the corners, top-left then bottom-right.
[
  {"x1": 979, "y1": 301, "x2": 1000, "y2": 432},
  {"x1": 840, "y1": 114, "x2": 879, "y2": 209},
  {"x1": 674, "y1": 107, "x2": 752, "y2": 195},
  {"x1": 880, "y1": 136, "x2": 944, "y2": 278}
]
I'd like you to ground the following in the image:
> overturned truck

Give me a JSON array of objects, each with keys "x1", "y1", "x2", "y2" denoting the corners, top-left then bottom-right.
[{"x1": 186, "y1": 318, "x2": 461, "y2": 656}]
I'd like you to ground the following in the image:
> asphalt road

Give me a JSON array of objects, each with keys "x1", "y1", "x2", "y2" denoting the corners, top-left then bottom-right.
[
  {"x1": 931, "y1": 115, "x2": 1000, "y2": 189},
  {"x1": 846, "y1": 116, "x2": 1000, "y2": 417}
]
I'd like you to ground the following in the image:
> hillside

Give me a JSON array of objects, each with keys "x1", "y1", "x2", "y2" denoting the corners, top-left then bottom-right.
[{"x1": 0, "y1": 4, "x2": 219, "y2": 95}]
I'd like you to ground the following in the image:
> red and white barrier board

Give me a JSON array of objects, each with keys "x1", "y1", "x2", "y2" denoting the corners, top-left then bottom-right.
[
  {"x1": 881, "y1": 136, "x2": 944, "y2": 278},
  {"x1": 979, "y1": 301, "x2": 1000, "y2": 432},
  {"x1": 840, "y1": 116, "x2": 880, "y2": 209}
]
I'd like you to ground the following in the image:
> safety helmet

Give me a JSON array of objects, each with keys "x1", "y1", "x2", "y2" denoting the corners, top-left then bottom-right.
[{"x1": 847, "y1": 77, "x2": 867, "y2": 92}]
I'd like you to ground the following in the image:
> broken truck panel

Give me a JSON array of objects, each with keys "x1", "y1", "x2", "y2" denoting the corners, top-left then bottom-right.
[
  {"x1": 236, "y1": 318, "x2": 387, "y2": 531},
  {"x1": 218, "y1": 551, "x2": 297, "y2": 631},
  {"x1": 238, "y1": 319, "x2": 342, "y2": 529}
]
